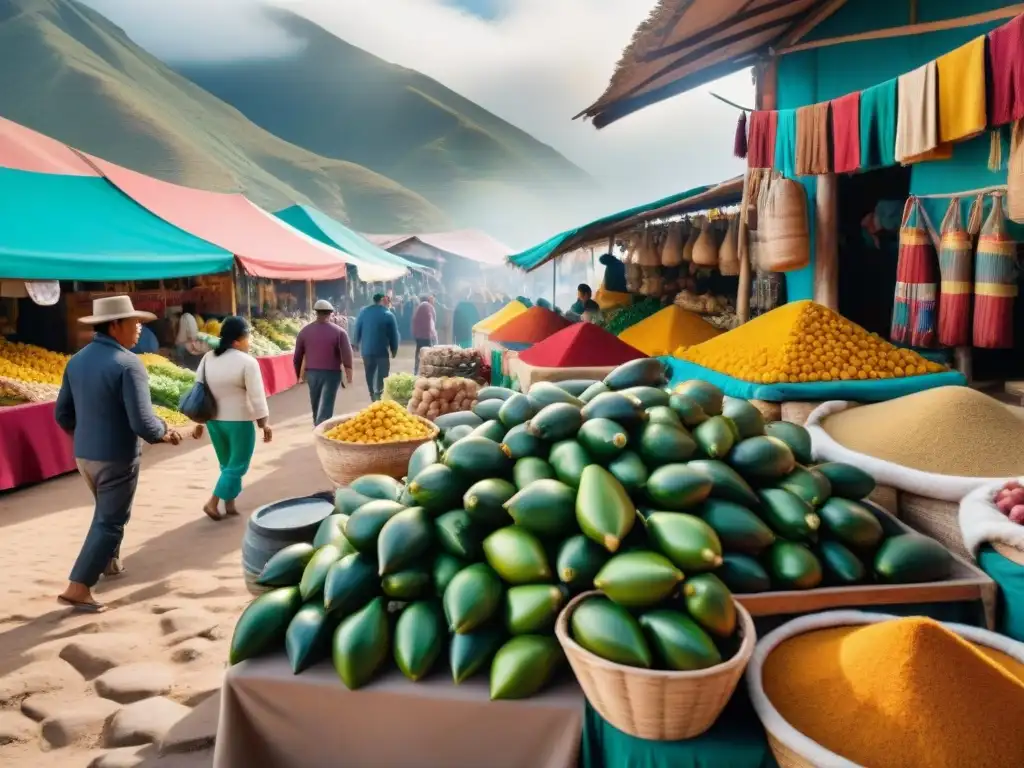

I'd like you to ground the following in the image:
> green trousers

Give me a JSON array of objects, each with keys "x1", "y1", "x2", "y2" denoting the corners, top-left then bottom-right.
[{"x1": 207, "y1": 421, "x2": 256, "y2": 501}]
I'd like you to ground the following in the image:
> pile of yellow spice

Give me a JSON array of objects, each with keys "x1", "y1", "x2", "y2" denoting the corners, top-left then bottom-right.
[
  {"x1": 324, "y1": 400, "x2": 433, "y2": 444},
  {"x1": 681, "y1": 300, "x2": 947, "y2": 384}
]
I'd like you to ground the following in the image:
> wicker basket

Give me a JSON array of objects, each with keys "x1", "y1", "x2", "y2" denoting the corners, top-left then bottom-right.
[
  {"x1": 761, "y1": 178, "x2": 809, "y2": 273},
  {"x1": 555, "y1": 590, "x2": 756, "y2": 741},
  {"x1": 747, "y1": 610, "x2": 1024, "y2": 767},
  {"x1": 897, "y1": 492, "x2": 969, "y2": 559},
  {"x1": 866, "y1": 484, "x2": 898, "y2": 518},
  {"x1": 313, "y1": 412, "x2": 439, "y2": 488}
]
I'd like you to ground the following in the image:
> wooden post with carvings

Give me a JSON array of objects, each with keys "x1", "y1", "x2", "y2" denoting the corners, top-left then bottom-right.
[{"x1": 814, "y1": 173, "x2": 839, "y2": 309}]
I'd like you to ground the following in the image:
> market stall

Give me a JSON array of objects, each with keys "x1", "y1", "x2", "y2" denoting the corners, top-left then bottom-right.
[{"x1": 216, "y1": 359, "x2": 1019, "y2": 767}]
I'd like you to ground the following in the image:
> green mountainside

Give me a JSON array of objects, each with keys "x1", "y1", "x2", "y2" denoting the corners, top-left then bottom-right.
[
  {"x1": 0, "y1": 0, "x2": 449, "y2": 233},
  {"x1": 172, "y1": 8, "x2": 595, "y2": 241}
]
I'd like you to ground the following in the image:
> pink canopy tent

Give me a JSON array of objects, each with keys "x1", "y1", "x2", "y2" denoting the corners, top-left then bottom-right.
[
  {"x1": 80, "y1": 154, "x2": 350, "y2": 281},
  {"x1": 0, "y1": 116, "x2": 99, "y2": 176}
]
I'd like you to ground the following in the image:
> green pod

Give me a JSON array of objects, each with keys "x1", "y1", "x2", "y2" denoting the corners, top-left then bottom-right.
[
  {"x1": 501, "y1": 424, "x2": 545, "y2": 462},
  {"x1": 764, "y1": 421, "x2": 813, "y2": 465},
  {"x1": 769, "y1": 541, "x2": 824, "y2": 591},
  {"x1": 513, "y1": 457, "x2": 556, "y2": 489},
  {"x1": 332, "y1": 597, "x2": 390, "y2": 690},
  {"x1": 377, "y1": 506, "x2": 433, "y2": 576},
  {"x1": 344, "y1": 500, "x2": 406, "y2": 553},
  {"x1": 313, "y1": 514, "x2": 355, "y2": 552},
  {"x1": 577, "y1": 418, "x2": 630, "y2": 462},
  {"x1": 323, "y1": 552, "x2": 379, "y2": 616},
  {"x1": 334, "y1": 487, "x2": 373, "y2": 515},
  {"x1": 672, "y1": 380, "x2": 723, "y2": 416},
  {"x1": 450, "y1": 626, "x2": 505, "y2": 684},
  {"x1": 230, "y1": 586, "x2": 302, "y2": 665},
  {"x1": 548, "y1": 440, "x2": 592, "y2": 489},
  {"x1": 721, "y1": 398, "x2": 765, "y2": 439},
  {"x1": 504, "y1": 584, "x2": 565, "y2": 635},
  {"x1": 299, "y1": 544, "x2": 344, "y2": 601},
  {"x1": 444, "y1": 437, "x2": 512, "y2": 480},
  {"x1": 408, "y1": 464, "x2": 466, "y2": 512},
  {"x1": 443, "y1": 563, "x2": 504, "y2": 634},
  {"x1": 528, "y1": 403, "x2": 584, "y2": 442},
  {"x1": 489, "y1": 636, "x2": 563, "y2": 701},
  {"x1": 556, "y1": 535, "x2": 611, "y2": 593},
  {"x1": 569, "y1": 595, "x2": 651, "y2": 668},
  {"x1": 255, "y1": 543, "x2": 315, "y2": 588},
  {"x1": 682, "y1": 573, "x2": 737, "y2": 638},
  {"x1": 498, "y1": 393, "x2": 537, "y2": 429},
  {"x1": 432, "y1": 552, "x2": 468, "y2": 597},
  {"x1": 594, "y1": 550, "x2": 684, "y2": 608},
  {"x1": 607, "y1": 450, "x2": 649, "y2": 496},
  {"x1": 350, "y1": 475, "x2": 404, "y2": 502},
  {"x1": 406, "y1": 440, "x2": 441, "y2": 484},
  {"x1": 394, "y1": 601, "x2": 444, "y2": 682},
  {"x1": 696, "y1": 499, "x2": 775, "y2": 556},
  {"x1": 470, "y1": 420, "x2": 508, "y2": 443},
  {"x1": 482, "y1": 527, "x2": 552, "y2": 585},
  {"x1": 692, "y1": 416, "x2": 737, "y2": 460},
  {"x1": 645, "y1": 512, "x2": 723, "y2": 573},
  {"x1": 526, "y1": 381, "x2": 583, "y2": 410},
  {"x1": 463, "y1": 478, "x2": 518, "y2": 528},
  {"x1": 435, "y1": 509, "x2": 485, "y2": 560},
  {"x1": 504, "y1": 479, "x2": 577, "y2": 538},
  {"x1": 717, "y1": 553, "x2": 771, "y2": 594},
  {"x1": 285, "y1": 603, "x2": 334, "y2": 674},
  {"x1": 639, "y1": 609, "x2": 722, "y2": 671},
  {"x1": 381, "y1": 568, "x2": 432, "y2": 600}
]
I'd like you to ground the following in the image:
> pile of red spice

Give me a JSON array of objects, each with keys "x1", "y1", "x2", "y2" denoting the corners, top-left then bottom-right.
[
  {"x1": 489, "y1": 306, "x2": 571, "y2": 344},
  {"x1": 518, "y1": 322, "x2": 647, "y2": 368}
]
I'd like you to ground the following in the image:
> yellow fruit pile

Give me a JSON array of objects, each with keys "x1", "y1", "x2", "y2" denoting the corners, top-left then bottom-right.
[
  {"x1": 203, "y1": 319, "x2": 222, "y2": 336},
  {"x1": 0, "y1": 340, "x2": 69, "y2": 385},
  {"x1": 324, "y1": 401, "x2": 433, "y2": 444},
  {"x1": 137, "y1": 353, "x2": 177, "y2": 370},
  {"x1": 153, "y1": 405, "x2": 190, "y2": 426},
  {"x1": 680, "y1": 301, "x2": 947, "y2": 384}
]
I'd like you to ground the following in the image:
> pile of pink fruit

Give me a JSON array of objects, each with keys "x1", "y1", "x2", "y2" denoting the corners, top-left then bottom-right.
[{"x1": 993, "y1": 480, "x2": 1024, "y2": 524}]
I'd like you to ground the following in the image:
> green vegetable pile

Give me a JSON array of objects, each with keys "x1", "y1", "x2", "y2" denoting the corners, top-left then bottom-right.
[
  {"x1": 382, "y1": 373, "x2": 416, "y2": 407},
  {"x1": 230, "y1": 360, "x2": 954, "y2": 695},
  {"x1": 598, "y1": 298, "x2": 663, "y2": 336},
  {"x1": 148, "y1": 371, "x2": 194, "y2": 409}
]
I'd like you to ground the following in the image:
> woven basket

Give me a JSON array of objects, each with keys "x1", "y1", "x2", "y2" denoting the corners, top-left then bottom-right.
[
  {"x1": 312, "y1": 412, "x2": 439, "y2": 488},
  {"x1": 748, "y1": 610, "x2": 1024, "y2": 767},
  {"x1": 761, "y1": 178, "x2": 809, "y2": 273},
  {"x1": 555, "y1": 591, "x2": 755, "y2": 741},
  {"x1": 866, "y1": 484, "x2": 898, "y2": 518},
  {"x1": 897, "y1": 492, "x2": 969, "y2": 559}
]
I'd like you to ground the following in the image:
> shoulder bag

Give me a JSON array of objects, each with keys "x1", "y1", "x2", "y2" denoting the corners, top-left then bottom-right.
[{"x1": 179, "y1": 354, "x2": 218, "y2": 423}]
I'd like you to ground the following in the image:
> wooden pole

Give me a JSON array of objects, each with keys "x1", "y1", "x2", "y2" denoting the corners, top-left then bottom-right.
[
  {"x1": 736, "y1": 171, "x2": 753, "y2": 324},
  {"x1": 814, "y1": 173, "x2": 839, "y2": 310},
  {"x1": 230, "y1": 264, "x2": 238, "y2": 316}
]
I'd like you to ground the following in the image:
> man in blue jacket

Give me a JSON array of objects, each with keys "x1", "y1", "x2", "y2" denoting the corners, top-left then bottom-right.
[
  {"x1": 353, "y1": 293, "x2": 400, "y2": 401},
  {"x1": 54, "y1": 296, "x2": 183, "y2": 612}
]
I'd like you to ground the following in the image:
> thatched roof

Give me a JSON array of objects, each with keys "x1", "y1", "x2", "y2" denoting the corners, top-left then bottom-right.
[{"x1": 578, "y1": 0, "x2": 848, "y2": 128}]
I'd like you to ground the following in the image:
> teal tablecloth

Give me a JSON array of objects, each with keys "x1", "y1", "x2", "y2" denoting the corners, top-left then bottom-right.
[
  {"x1": 661, "y1": 357, "x2": 966, "y2": 403},
  {"x1": 579, "y1": 602, "x2": 986, "y2": 768},
  {"x1": 978, "y1": 545, "x2": 1024, "y2": 642}
]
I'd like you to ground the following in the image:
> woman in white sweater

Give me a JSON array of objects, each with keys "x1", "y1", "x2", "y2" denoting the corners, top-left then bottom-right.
[{"x1": 193, "y1": 317, "x2": 272, "y2": 521}]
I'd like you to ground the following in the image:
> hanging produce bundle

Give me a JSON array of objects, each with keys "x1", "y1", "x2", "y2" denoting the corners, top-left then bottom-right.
[{"x1": 230, "y1": 358, "x2": 955, "y2": 698}]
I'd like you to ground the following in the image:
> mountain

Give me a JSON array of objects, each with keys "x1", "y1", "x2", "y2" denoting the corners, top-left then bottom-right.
[
  {"x1": 0, "y1": 0, "x2": 449, "y2": 233},
  {"x1": 172, "y1": 8, "x2": 595, "y2": 242}
]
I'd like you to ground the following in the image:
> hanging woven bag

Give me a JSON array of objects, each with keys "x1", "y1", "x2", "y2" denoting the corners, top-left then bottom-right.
[
  {"x1": 636, "y1": 231, "x2": 659, "y2": 267},
  {"x1": 718, "y1": 215, "x2": 741, "y2": 276},
  {"x1": 1008, "y1": 120, "x2": 1024, "y2": 223},
  {"x1": 891, "y1": 198, "x2": 938, "y2": 347},
  {"x1": 661, "y1": 223, "x2": 684, "y2": 267},
  {"x1": 681, "y1": 220, "x2": 698, "y2": 262},
  {"x1": 692, "y1": 216, "x2": 720, "y2": 267},
  {"x1": 936, "y1": 197, "x2": 973, "y2": 347},
  {"x1": 973, "y1": 194, "x2": 1018, "y2": 349},
  {"x1": 761, "y1": 179, "x2": 809, "y2": 272}
]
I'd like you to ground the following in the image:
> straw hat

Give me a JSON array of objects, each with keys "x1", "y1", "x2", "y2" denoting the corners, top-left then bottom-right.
[
  {"x1": 313, "y1": 299, "x2": 335, "y2": 312},
  {"x1": 79, "y1": 296, "x2": 156, "y2": 325}
]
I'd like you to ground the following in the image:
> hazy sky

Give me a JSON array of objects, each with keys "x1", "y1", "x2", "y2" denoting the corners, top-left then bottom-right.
[{"x1": 82, "y1": 0, "x2": 751, "y2": 215}]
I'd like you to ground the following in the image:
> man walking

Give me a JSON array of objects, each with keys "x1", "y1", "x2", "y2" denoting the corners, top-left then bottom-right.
[
  {"x1": 55, "y1": 296, "x2": 183, "y2": 613},
  {"x1": 411, "y1": 295, "x2": 437, "y2": 375},
  {"x1": 293, "y1": 300, "x2": 354, "y2": 426},
  {"x1": 354, "y1": 293, "x2": 399, "y2": 401}
]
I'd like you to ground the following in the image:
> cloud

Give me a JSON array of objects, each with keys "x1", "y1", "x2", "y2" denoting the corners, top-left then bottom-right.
[{"x1": 80, "y1": 0, "x2": 752, "y2": 222}]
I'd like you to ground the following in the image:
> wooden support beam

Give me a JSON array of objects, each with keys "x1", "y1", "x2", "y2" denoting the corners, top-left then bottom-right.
[
  {"x1": 814, "y1": 173, "x2": 839, "y2": 310},
  {"x1": 776, "y1": 0, "x2": 848, "y2": 48},
  {"x1": 782, "y1": 4, "x2": 1024, "y2": 54}
]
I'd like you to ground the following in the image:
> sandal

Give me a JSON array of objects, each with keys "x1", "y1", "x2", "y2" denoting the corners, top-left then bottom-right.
[{"x1": 58, "y1": 596, "x2": 107, "y2": 613}]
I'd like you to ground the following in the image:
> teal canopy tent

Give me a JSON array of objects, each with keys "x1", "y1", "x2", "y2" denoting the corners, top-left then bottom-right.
[
  {"x1": 274, "y1": 204, "x2": 419, "y2": 281},
  {"x1": 508, "y1": 176, "x2": 744, "y2": 272},
  {"x1": 0, "y1": 167, "x2": 233, "y2": 281}
]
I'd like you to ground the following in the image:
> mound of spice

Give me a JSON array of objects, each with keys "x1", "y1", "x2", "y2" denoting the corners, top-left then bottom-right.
[
  {"x1": 518, "y1": 322, "x2": 647, "y2": 368},
  {"x1": 681, "y1": 300, "x2": 946, "y2": 383},
  {"x1": 762, "y1": 617, "x2": 1024, "y2": 768},
  {"x1": 474, "y1": 300, "x2": 528, "y2": 333},
  {"x1": 821, "y1": 386, "x2": 1024, "y2": 477},
  {"x1": 619, "y1": 304, "x2": 720, "y2": 357},
  {"x1": 489, "y1": 305, "x2": 571, "y2": 345}
]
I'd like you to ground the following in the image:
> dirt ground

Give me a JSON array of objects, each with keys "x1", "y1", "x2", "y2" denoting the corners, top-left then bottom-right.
[{"x1": 0, "y1": 346, "x2": 417, "y2": 767}]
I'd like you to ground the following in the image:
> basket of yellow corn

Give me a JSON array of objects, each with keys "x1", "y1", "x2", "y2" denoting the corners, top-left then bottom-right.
[{"x1": 313, "y1": 401, "x2": 439, "y2": 487}]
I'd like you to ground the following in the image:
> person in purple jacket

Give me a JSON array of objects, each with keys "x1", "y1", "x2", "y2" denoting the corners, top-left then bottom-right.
[
  {"x1": 411, "y1": 295, "x2": 438, "y2": 375},
  {"x1": 293, "y1": 300, "x2": 354, "y2": 426}
]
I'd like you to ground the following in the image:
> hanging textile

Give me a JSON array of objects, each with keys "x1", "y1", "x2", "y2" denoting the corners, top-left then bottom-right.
[
  {"x1": 774, "y1": 109, "x2": 798, "y2": 179},
  {"x1": 795, "y1": 103, "x2": 831, "y2": 175},
  {"x1": 988, "y1": 14, "x2": 1024, "y2": 127},
  {"x1": 936, "y1": 36, "x2": 987, "y2": 144},
  {"x1": 973, "y1": 195, "x2": 1018, "y2": 349},
  {"x1": 859, "y1": 78, "x2": 898, "y2": 169},
  {"x1": 831, "y1": 92, "x2": 861, "y2": 174},
  {"x1": 892, "y1": 198, "x2": 938, "y2": 347},
  {"x1": 747, "y1": 111, "x2": 778, "y2": 168},
  {"x1": 895, "y1": 62, "x2": 950, "y2": 164},
  {"x1": 936, "y1": 197, "x2": 973, "y2": 347}
]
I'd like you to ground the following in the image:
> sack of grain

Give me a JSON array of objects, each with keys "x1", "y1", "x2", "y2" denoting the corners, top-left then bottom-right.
[
  {"x1": 636, "y1": 231, "x2": 660, "y2": 267},
  {"x1": 408, "y1": 376, "x2": 480, "y2": 420},
  {"x1": 661, "y1": 223, "x2": 684, "y2": 267},
  {"x1": 719, "y1": 215, "x2": 741, "y2": 276},
  {"x1": 761, "y1": 178, "x2": 809, "y2": 272},
  {"x1": 692, "y1": 216, "x2": 719, "y2": 267}
]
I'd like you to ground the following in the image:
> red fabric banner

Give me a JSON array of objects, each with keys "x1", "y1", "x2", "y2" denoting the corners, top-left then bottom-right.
[
  {"x1": 0, "y1": 402, "x2": 76, "y2": 491},
  {"x1": 258, "y1": 354, "x2": 299, "y2": 397}
]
